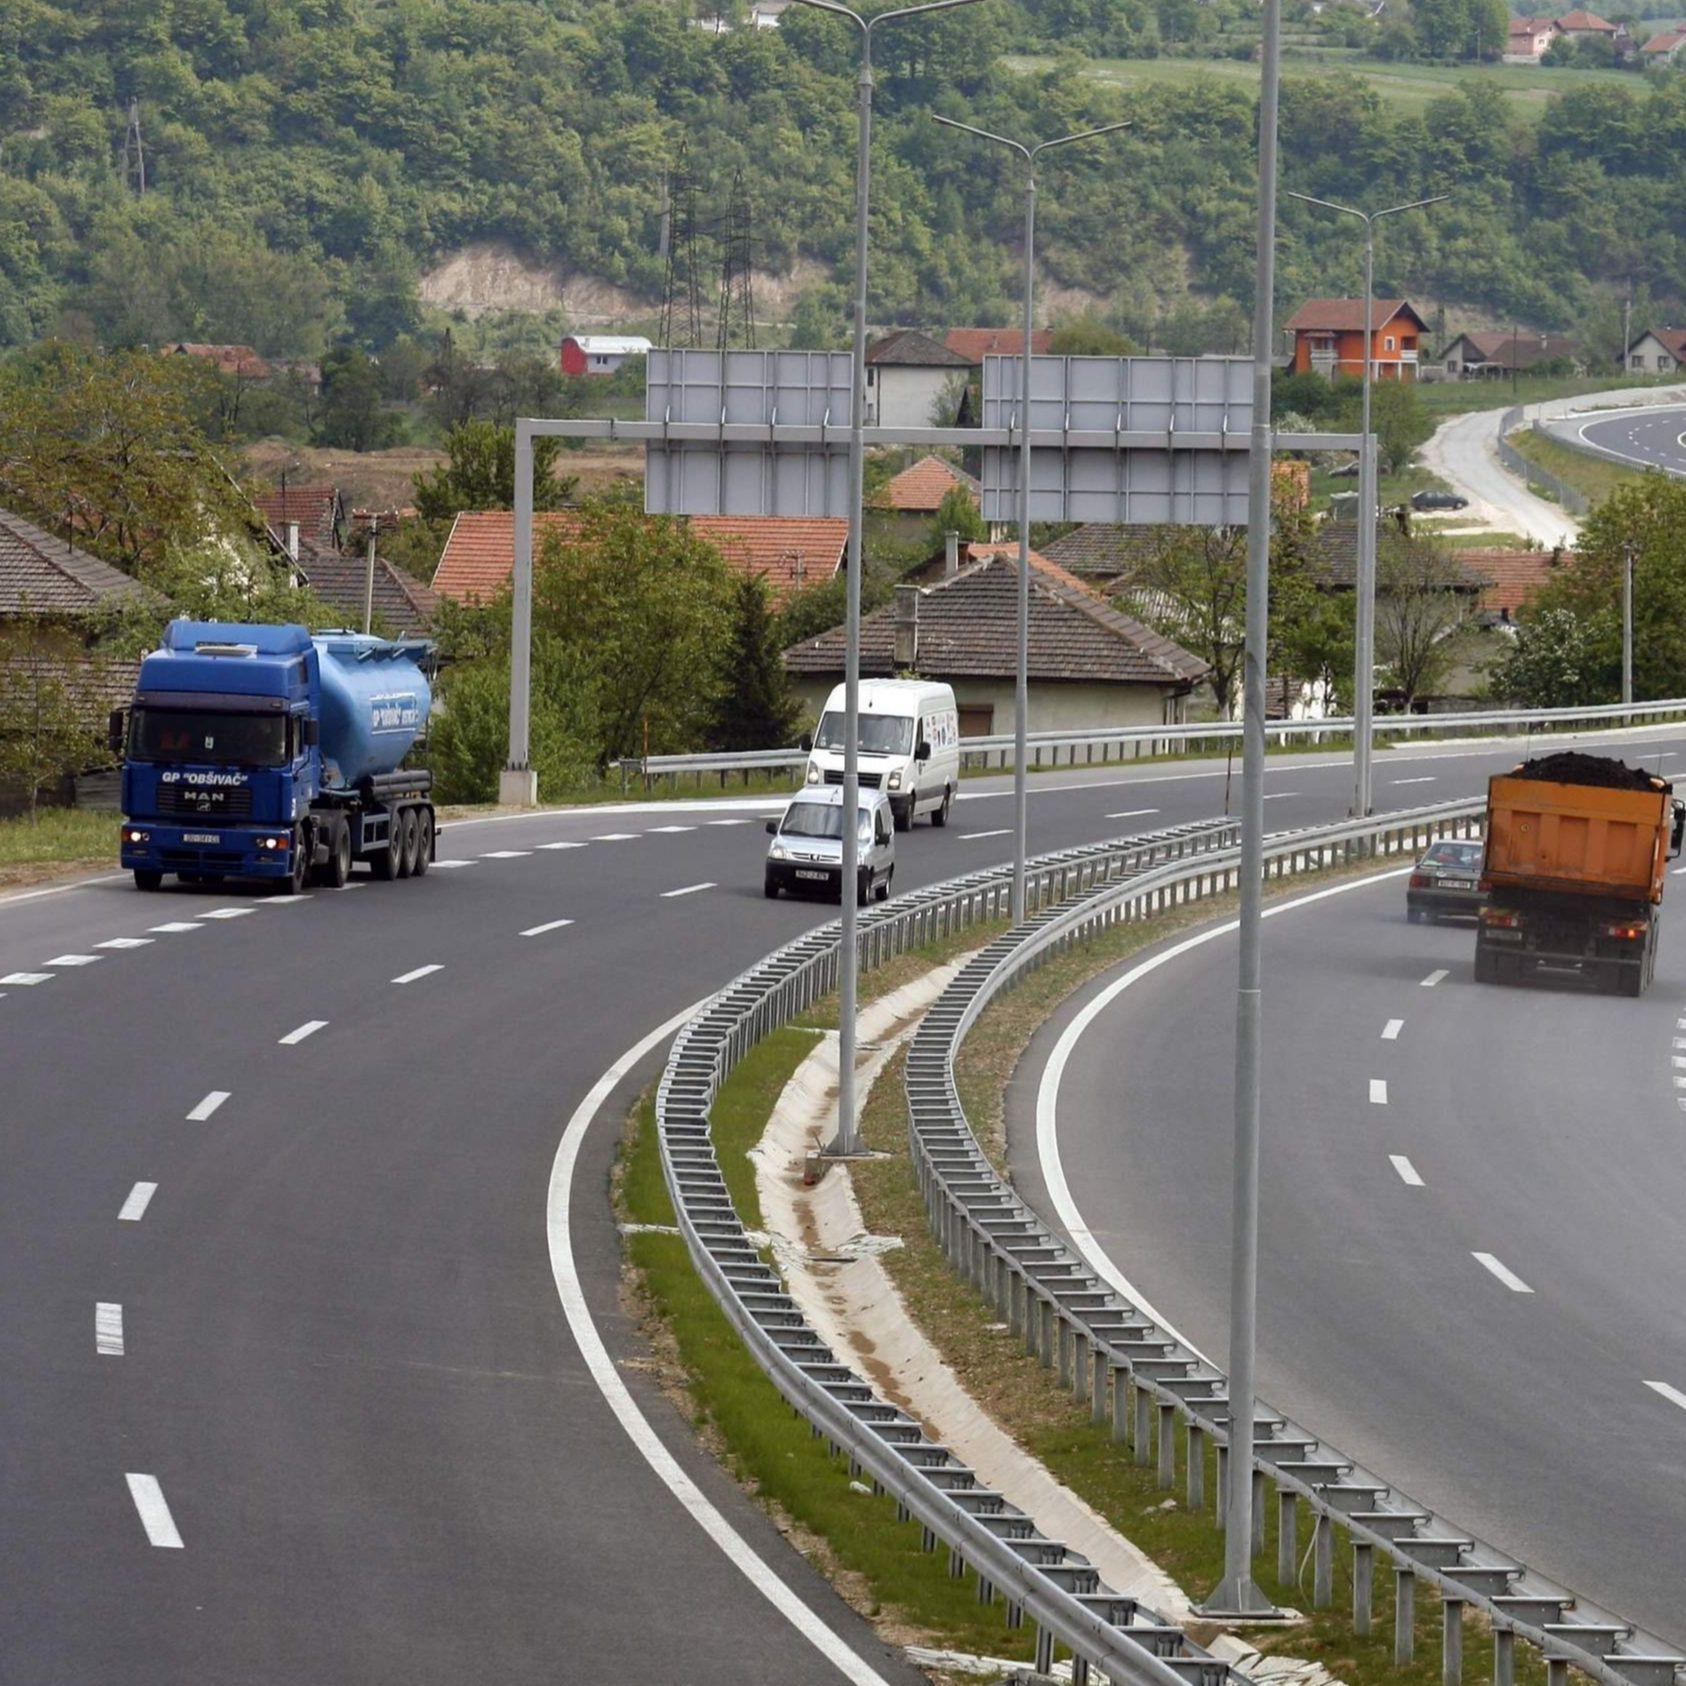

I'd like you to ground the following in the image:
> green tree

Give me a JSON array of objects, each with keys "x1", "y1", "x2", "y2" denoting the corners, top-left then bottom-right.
[
  {"x1": 0, "y1": 344, "x2": 249, "y2": 570},
  {"x1": 928, "y1": 481, "x2": 986, "y2": 549},
  {"x1": 1344, "y1": 379, "x2": 1432, "y2": 475},
  {"x1": 1489, "y1": 605, "x2": 1614, "y2": 706},
  {"x1": 315, "y1": 348, "x2": 399, "y2": 452},
  {"x1": 411, "y1": 421, "x2": 577, "y2": 523},
  {"x1": 1122, "y1": 525, "x2": 1247, "y2": 717},
  {"x1": 0, "y1": 618, "x2": 103, "y2": 819},
  {"x1": 1374, "y1": 533, "x2": 1479, "y2": 707},
  {"x1": 1047, "y1": 313, "x2": 1141, "y2": 356},
  {"x1": 709, "y1": 574, "x2": 804, "y2": 751},
  {"x1": 428, "y1": 653, "x2": 597, "y2": 804}
]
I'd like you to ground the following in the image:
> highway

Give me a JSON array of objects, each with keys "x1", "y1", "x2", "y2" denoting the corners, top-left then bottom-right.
[
  {"x1": 1019, "y1": 779, "x2": 1686, "y2": 1644},
  {"x1": 7, "y1": 725, "x2": 1686, "y2": 1679},
  {"x1": 1553, "y1": 402, "x2": 1686, "y2": 477}
]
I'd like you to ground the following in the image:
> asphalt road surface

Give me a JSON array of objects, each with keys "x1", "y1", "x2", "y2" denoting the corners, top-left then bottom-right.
[
  {"x1": 7, "y1": 723, "x2": 1686, "y2": 1680},
  {"x1": 1018, "y1": 771, "x2": 1686, "y2": 1644},
  {"x1": 1559, "y1": 403, "x2": 1686, "y2": 476}
]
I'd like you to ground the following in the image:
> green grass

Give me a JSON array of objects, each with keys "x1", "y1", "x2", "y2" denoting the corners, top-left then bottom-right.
[
  {"x1": 1507, "y1": 425, "x2": 1646, "y2": 507},
  {"x1": 1007, "y1": 50, "x2": 1635, "y2": 123},
  {"x1": 0, "y1": 806, "x2": 118, "y2": 887}
]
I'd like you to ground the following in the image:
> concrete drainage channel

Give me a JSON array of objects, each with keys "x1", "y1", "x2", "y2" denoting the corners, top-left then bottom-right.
[
  {"x1": 657, "y1": 820, "x2": 1248, "y2": 1686},
  {"x1": 906, "y1": 800, "x2": 1686, "y2": 1686}
]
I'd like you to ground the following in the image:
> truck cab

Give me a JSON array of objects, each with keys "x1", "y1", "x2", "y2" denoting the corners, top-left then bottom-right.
[{"x1": 117, "y1": 620, "x2": 434, "y2": 893}]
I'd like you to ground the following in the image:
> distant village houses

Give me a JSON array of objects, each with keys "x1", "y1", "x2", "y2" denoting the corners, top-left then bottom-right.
[
  {"x1": 559, "y1": 335, "x2": 652, "y2": 378},
  {"x1": 1284, "y1": 299, "x2": 1428, "y2": 381}
]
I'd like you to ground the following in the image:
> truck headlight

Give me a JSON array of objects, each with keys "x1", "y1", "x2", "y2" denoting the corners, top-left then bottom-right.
[
  {"x1": 887, "y1": 770, "x2": 903, "y2": 791},
  {"x1": 805, "y1": 763, "x2": 820, "y2": 785},
  {"x1": 123, "y1": 827, "x2": 148, "y2": 844}
]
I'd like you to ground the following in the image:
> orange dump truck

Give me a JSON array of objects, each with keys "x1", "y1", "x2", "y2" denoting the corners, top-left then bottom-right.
[{"x1": 1477, "y1": 751, "x2": 1684, "y2": 995}]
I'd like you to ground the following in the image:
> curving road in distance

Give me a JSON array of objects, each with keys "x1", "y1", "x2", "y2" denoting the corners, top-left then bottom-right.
[
  {"x1": 1552, "y1": 403, "x2": 1686, "y2": 478},
  {"x1": 7, "y1": 723, "x2": 1686, "y2": 1679}
]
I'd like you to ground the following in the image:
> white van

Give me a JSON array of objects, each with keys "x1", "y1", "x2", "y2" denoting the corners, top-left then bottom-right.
[{"x1": 803, "y1": 679, "x2": 960, "y2": 832}]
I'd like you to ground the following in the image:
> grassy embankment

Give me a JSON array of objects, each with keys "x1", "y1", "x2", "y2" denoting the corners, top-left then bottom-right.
[
  {"x1": 617, "y1": 856, "x2": 1546, "y2": 1680},
  {"x1": 0, "y1": 809, "x2": 120, "y2": 890},
  {"x1": 1505, "y1": 426, "x2": 1648, "y2": 510}
]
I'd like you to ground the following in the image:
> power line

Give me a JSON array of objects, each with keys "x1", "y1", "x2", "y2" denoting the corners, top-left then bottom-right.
[{"x1": 716, "y1": 167, "x2": 756, "y2": 351}]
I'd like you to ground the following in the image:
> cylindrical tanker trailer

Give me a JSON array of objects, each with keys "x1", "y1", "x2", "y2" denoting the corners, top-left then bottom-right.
[{"x1": 115, "y1": 619, "x2": 439, "y2": 893}]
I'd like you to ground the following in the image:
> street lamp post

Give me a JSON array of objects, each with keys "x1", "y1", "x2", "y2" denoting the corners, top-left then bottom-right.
[
  {"x1": 1623, "y1": 539, "x2": 1636, "y2": 721},
  {"x1": 1284, "y1": 190, "x2": 1448, "y2": 818},
  {"x1": 932, "y1": 113, "x2": 1130, "y2": 923},
  {"x1": 791, "y1": 0, "x2": 988, "y2": 1155}
]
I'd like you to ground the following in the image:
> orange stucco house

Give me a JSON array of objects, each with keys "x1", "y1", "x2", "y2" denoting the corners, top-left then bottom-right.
[{"x1": 1284, "y1": 298, "x2": 1430, "y2": 381}]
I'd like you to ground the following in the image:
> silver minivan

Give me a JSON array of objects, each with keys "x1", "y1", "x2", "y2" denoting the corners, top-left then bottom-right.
[{"x1": 764, "y1": 786, "x2": 895, "y2": 904}]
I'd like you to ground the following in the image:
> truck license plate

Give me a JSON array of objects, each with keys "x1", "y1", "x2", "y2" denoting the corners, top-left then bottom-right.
[
  {"x1": 182, "y1": 832, "x2": 221, "y2": 844},
  {"x1": 796, "y1": 869, "x2": 830, "y2": 881}
]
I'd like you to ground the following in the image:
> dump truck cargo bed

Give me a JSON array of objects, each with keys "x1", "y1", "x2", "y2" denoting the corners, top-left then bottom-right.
[{"x1": 1484, "y1": 775, "x2": 1672, "y2": 904}]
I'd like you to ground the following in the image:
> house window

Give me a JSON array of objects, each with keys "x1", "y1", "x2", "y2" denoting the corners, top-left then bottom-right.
[
  {"x1": 1384, "y1": 336, "x2": 1396, "y2": 351},
  {"x1": 865, "y1": 368, "x2": 876, "y2": 386},
  {"x1": 957, "y1": 704, "x2": 994, "y2": 738}
]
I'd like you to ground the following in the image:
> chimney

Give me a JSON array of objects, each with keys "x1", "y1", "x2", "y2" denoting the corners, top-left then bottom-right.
[
  {"x1": 284, "y1": 520, "x2": 300, "y2": 562},
  {"x1": 944, "y1": 529, "x2": 960, "y2": 577},
  {"x1": 893, "y1": 585, "x2": 920, "y2": 670}
]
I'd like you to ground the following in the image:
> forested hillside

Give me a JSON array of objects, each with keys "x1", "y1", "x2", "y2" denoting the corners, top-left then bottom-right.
[{"x1": 0, "y1": 0, "x2": 1682, "y2": 357}]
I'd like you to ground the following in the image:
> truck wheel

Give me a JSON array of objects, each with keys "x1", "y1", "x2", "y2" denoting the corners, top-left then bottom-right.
[
  {"x1": 133, "y1": 869, "x2": 163, "y2": 892},
  {"x1": 1616, "y1": 962, "x2": 1645, "y2": 998},
  {"x1": 278, "y1": 829, "x2": 309, "y2": 896},
  {"x1": 398, "y1": 808, "x2": 420, "y2": 878},
  {"x1": 931, "y1": 788, "x2": 951, "y2": 828},
  {"x1": 323, "y1": 824, "x2": 351, "y2": 889},
  {"x1": 412, "y1": 810, "x2": 433, "y2": 878},
  {"x1": 371, "y1": 815, "x2": 402, "y2": 881},
  {"x1": 1473, "y1": 943, "x2": 1497, "y2": 985}
]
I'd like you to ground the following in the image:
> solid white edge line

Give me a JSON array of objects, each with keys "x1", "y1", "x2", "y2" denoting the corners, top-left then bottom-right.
[
  {"x1": 1389, "y1": 1154, "x2": 1425, "y2": 1187},
  {"x1": 278, "y1": 1020, "x2": 328, "y2": 1046},
  {"x1": 1381, "y1": 1018, "x2": 1404, "y2": 1040},
  {"x1": 186, "y1": 1090, "x2": 229, "y2": 1122},
  {"x1": 546, "y1": 1009, "x2": 894, "y2": 1686},
  {"x1": 96, "y1": 1302, "x2": 125, "y2": 1355},
  {"x1": 1643, "y1": 1379, "x2": 1686, "y2": 1412},
  {"x1": 119, "y1": 1182, "x2": 157, "y2": 1222},
  {"x1": 1369, "y1": 1078, "x2": 1388, "y2": 1105},
  {"x1": 520, "y1": 918, "x2": 576, "y2": 937},
  {"x1": 391, "y1": 964, "x2": 443, "y2": 984},
  {"x1": 125, "y1": 1474, "x2": 183, "y2": 1548},
  {"x1": 1036, "y1": 864, "x2": 1415, "y2": 1367},
  {"x1": 660, "y1": 882, "x2": 716, "y2": 898},
  {"x1": 1472, "y1": 1251, "x2": 1534, "y2": 1293}
]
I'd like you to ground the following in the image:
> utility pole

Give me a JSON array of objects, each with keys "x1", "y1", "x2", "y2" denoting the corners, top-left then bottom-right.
[
  {"x1": 1623, "y1": 280, "x2": 1633, "y2": 374},
  {"x1": 790, "y1": 0, "x2": 988, "y2": 1157},
  {"x1": 932, "y1": 113, "x2": 1129, "y2": 923},
  {"x1": 363, "y1": 517, "x2": 380, "y2": 636},
  {"x1": 1285, "y1": 189, "x2": 1448, "y2": 819},
  {"x1": 122, "y1": 98, "x2": 146, "y2": 196},
  {"x1": 1622, "y1": 538, "x2": 1635, "y2": 721}
]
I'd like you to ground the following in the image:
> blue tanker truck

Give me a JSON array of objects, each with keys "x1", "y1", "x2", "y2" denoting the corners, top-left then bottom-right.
[{"x1": 113, "y1": 619, "x2": 436, "y2": 893}]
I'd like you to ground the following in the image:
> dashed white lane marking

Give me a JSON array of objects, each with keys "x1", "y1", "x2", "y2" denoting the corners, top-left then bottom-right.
[
  {"x1": 1392, "y1": 776, "x2": 1437, "y2": 785},
  {"x1": 1421, "y1": 968, "x2": 1449, "y2": 987},
  {"x1": 258, "y1": 895, "x2": 311, "y2": 905},
  {"x1": 199, "y1": 908, "x2": 252, "y2": 920},
  {"x1": 705, "y1": 819, "x2": 750, "y2": 826},
  {"x1": 548, "y1": 1008, "x2": 896, "y2": 1686},
  {"x1": 430, "y1": 859, "x2": 476, "y2": 868},
  {"x1": 278, "y1": 1020, "x2": 327, "y2": 1046},
  {"x1": 46, "y1": 954, "x2": 100, "y2": 967},
  {"x1": 336, "y1": 882, "x2": 364, "y2": 892},
  {"x1": 1672, "y1": 865, "x2": 1686, "y2": 877},
  {"x1": 1472, "y1": 1252, "x2": 1533, "y2": 1293},
  {"x1": 96, "y1": 1302, "x2": 125, "y2": 1356},
  {"x1": 648, "y1": 825, "x2": 696, "y2": 833},
  {"x1": 660, "y1": 882, "x2": 716, "y2": 899},
  {"x1": 538, "y1": 841, "x2": 586, "y2": 850},
  {"x1": 1389, "y1": 1154, "x2": 1425, "y2": 1187},
  {"x1": 125, "y1": 1474, "x2": 183, "y2": 1548},
  {"x1": 1106, "y1": 808, "x2": 1161, "y2": 819},
  {"x1": 391, "y1": 964, "x2": 443, "y2": 985},
  {"x1": 186, "y1": 1091, "x2": 230, "y2": 1122},
  {"x1": 1643, "y1": 1380, "x2": 1686, "y2": 1412},
  {"x1": 520, "y1": 918, "x2": 576, "y2": 937},
  {"x1": 960, "y1": 829, "x2": 1012, "y2": 841},
  {"x1": 118, "y1": 1182, "x2": 157, "y2": 1222},
  {"x1": 1369, "y1": 1078, "x2": 1388, "y2": 1104},
  {"x1": 149, "y1": 921, "x2": 203, "y2": 934},
  {"x1": 1262, "y1": 792, "x2": 1298, "y2": 800},
  {"x1": 480, "y1": 850, "x2": 532, "y2": 859},
  {"x1": 1382, "y1": 1018, "x2": 1404, "y2": 1040},
  {"x1": 96, "y1": 937, "x2": 153, "y2": 949},
  {"x1": 592, "y1": 832, "x2": 639, "y2": 842},
  {"x1": 0, "y1": 971, "x2": 53, "y2": 985}
]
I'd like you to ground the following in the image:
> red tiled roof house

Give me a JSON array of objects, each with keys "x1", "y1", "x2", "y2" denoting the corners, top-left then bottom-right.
[{"x1": 1285, "y1": 298, "x2": 1429, "y2": 381}]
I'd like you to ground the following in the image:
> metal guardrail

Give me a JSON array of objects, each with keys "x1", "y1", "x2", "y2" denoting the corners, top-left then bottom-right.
[
  {"x1": 622, "y1": 697, "x2": 1686, "y2": 787},
  {"x1": 656, "y1": 820, "x2": 1256, "y2": 1686},
  {"x1": 909, "y1": 800, "x2": 1686, "y2": 1686},
  {"x1": 1497, "y1": 405, "x2": 1590, "y2": 518}
]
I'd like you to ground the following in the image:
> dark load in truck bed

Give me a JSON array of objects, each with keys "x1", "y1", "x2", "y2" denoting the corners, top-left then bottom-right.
[{"x1": 1507, "y1": 751, "x2": 1664, "y2": 792}]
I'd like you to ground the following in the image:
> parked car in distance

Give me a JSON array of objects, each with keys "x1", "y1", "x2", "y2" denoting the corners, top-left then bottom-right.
[
  {"x1": 1410, "y1": 489, "x2": 1469, "y2": 512},
  {"x1": 765, "y1": 786, "x2": 895, "y2": 904},
  {"x1": 803, "y1": 678, "x2": 959, "y2": 831},
  {"x1": 1406, "y1": 839, "x2": 1486, "y2": 922}
]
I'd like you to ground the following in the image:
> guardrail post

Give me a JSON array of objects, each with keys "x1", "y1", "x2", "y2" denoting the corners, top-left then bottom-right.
[
  {"x1": 1038, "y1": 1300, "x2": 1055, "y2": 1369},
  {"x1": 1394, "y1": 1565, "x2": 1415, "y2": 1664},
  {"x1": 1545, "y1": 1658, "x2": 1569, "y2": 1686},
  {"x1": 1353, "y1": 1540, "x2": 1373, "y2": 1636},
  {"x1": 947, "y1": 1545, "x2": 964, "y2": 1579},
  {"x1": 1252, "y1": 1468, "x2": 1267, "y2": 1556},
  {"x1": 921, "y1": 1526, "x2": 937, "y2": 1553},
  {"x1": 1134, "y1": 1383, "x2": 1153, "y2": 1466},
  {"x1": 1111, "y1": 1368, "x2": 1129, "y2": 1444},
  {"x1": 1276, "y1": 1489, "x2": 1296, "y2": 1587},
  {"x1": 1442, "y1": 1594, "x2": 1463, "y2": 1686},
  {"x1": 1005, "y1": 1600, "x2": 1024, "y2": 1630},
  {"x1": 1035, "y1": 1625, "x2": 1054, "y2": 1674},
  {"x1": 1214, "y1": 1443, "x2": 1227, "y2": 1525},
  {"x1": 1186, "y1": 1423, "x2": 1206, "y2": 1508},
  {"x1": 1313, "y1": 1511, "x2": 1333, "y2": 1607},
  {"x1": 1058, "y1": 1318, "x2": 1072, "y2": 1387},
  {"x1": 977, "y1": 1575, "x2": 994, "y2": 1606},
  {"x1": 1494, "y1": 1626, "x2": 1514, "y2": 1686},
  {"x1": 1072, "y1": 1330, "x2": 1089, "y2": 1401},
  {"x1": 1091, "y1": 1348, "x2": 1107, "y2": 1423},
  {"x1": 1157, "y1": 1403, "x2": 1177, "y2": 1488},
  {"x1": 1009, "y1": 1270, "x2": 1025, "y2": 1339}
]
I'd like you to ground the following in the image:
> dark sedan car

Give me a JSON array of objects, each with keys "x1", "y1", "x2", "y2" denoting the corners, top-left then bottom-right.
[
  {"x1": 1406, "y1": 839, "x2": 1486, "y2": 921},
  {"x1": 1410, "y1": 489, "x2": 1469, "y2": 512}
]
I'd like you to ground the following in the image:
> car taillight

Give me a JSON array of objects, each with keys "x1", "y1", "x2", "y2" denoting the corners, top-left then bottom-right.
[
  {"x1": 1409, "y1": 873, "x2": 1429, "y2": 889},
  {"x1": 1481, "y1": 907, "x2": 1519, "y2": 928}
]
